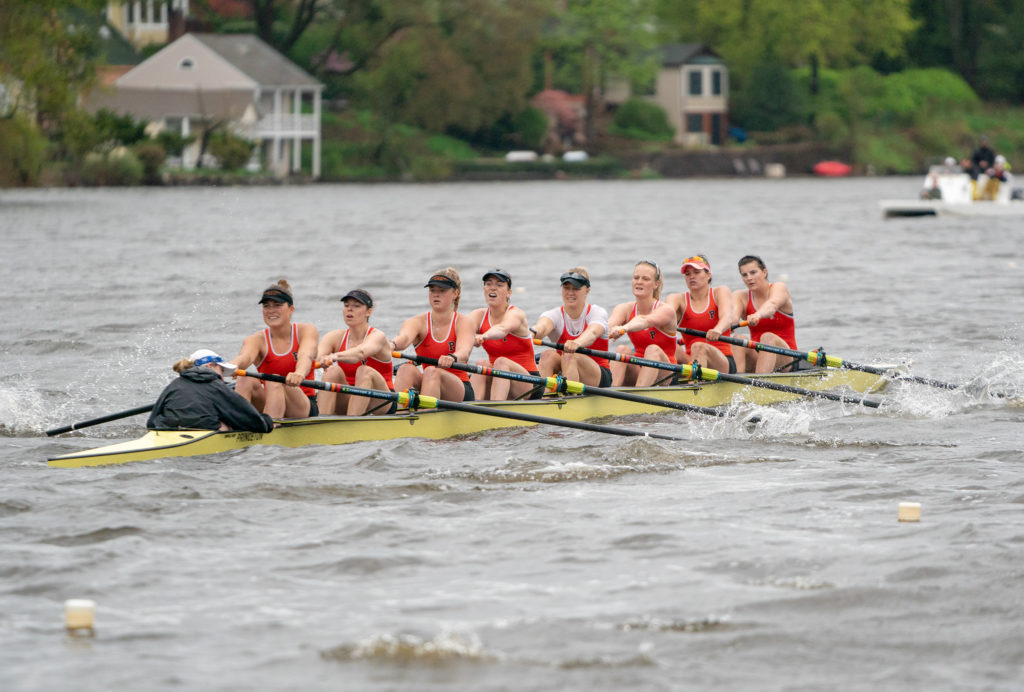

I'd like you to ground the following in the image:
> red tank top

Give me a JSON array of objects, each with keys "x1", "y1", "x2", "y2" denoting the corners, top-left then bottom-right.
[
  {"x1": 626, "y1": 301, "x2": 678, "y2": 364},
  {"x1": 257, "y1": 323, "x2": 316, "y2": 396},
  {"x1": 746, "y1": 285, "x2": 797, "y2": 349},
  {"x1": 556, "y1": 305, "x2": 610, "y2": 369},
  {"x1": 337, "y1": 327, "x2": 395, "y2": 389},
  {"x1": 679, "y1": 292, "x2": 733, "y2": 357},
  {"x1": 414, "y1": 312, "x2": 470, "y2": 382},
  {"x1": 478, "y1": 307, "x2": 537, "y2": 372}
]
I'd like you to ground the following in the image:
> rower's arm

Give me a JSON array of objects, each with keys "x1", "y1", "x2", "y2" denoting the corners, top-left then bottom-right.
[
  {"x1": 710, "y1": 287, "x2": 733, "y2": 334},
  {"x1": 390, "y1": 315, "x2": 424, "y2": 352},
  {"x1": 227, "y1": 332, "x2": 263, "y2": 371},
  {"x1": 530, "y1": 316, "x2": 556, "y2": 340},
  {"x1": 292, "y1": 323, "x2": 319, "y2": 378},
  {"x1": 453, "y1": 313, "x2": 475, "y2": 363}
]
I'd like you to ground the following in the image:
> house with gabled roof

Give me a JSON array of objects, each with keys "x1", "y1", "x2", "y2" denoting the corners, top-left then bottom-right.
[
  {"x1": 87, "y1": 32, "x2": 323, "y2": 178},
  {"x1": 652, "y1": 43, "x2": 729, "y2": 146}
]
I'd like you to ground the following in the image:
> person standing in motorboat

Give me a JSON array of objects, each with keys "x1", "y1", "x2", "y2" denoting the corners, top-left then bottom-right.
[{"x1": 147, "y1": 349, "x2": 274, "y2": 432}]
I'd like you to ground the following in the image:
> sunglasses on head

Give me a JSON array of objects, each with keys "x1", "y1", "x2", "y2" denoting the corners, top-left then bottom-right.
[{"x1": 635, "y1": 259, "x2": 661, "y2": 279}]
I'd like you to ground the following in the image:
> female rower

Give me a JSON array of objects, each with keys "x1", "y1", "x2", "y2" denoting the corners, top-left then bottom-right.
[
  {"x1": 606, "y1": 259, "x2": 679, "y2": 387},
  {"x1": 228, "y1": 279, "x2": 319, "y2": 419},
  {"x1": 669, "y1": 254, "x2": 736, "y2": 373},
  {"x1": 469, "y1": 268, "x2": 539, "y2": 400},
  {"x1": 530, "y1": 266, "x2": 612, "y2": 388},
  {"x1": 730, "y1": 255, "x2": 797, "y2": 373},
  {"x1": 317, "y1": 288, "x2": 396, "y2": 416},
  {"x1": 147, "y1": 349, "x2": 274, "y2": 432},
  {"x1": 391, "y1": 268, "x2": 475, "y2": 402}
]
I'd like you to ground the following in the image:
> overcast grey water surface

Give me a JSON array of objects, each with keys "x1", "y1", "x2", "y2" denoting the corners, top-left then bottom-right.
[{"x1": 1, "y1": 178, "x2": 1023, "y2": 691}]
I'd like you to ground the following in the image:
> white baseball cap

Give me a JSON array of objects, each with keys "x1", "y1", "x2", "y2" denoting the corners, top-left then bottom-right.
[{"x1": 189, "y1": 349, "x2": 237, "y2": 371}]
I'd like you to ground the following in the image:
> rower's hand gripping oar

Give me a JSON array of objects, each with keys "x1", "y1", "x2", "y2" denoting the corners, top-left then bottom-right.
[
  {"x1": 682, "y1": 326, "x2": 991, "y2": 395},
  {"x1": 46, "y1": 403, "x2": 156, "y2": 436},
  {"x1": 534, "y1": 339, "x2": 882, "y2": 408},
  {"x1": 392, "y1": 351, "x2": 742, "y2": 420},
  {"x1": 235, "y1": 370, "x2": 687, "y2": 442}
]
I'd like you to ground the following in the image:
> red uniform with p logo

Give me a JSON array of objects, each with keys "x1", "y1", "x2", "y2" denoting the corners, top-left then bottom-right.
[
  {"x1": 414, "y1": 313, "x2": 470, "y2": 382},
  {"x1": 258, "y1": 323, "x2": 317, "y2": 396},
  {"x1": 626, "y1": 301, "x2": 678, "y2": 364}
]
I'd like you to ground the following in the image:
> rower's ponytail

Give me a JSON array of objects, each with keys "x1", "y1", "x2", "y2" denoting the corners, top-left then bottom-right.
[{"x1": 437, "y1": 267, "x2": 462, "y2": 310}]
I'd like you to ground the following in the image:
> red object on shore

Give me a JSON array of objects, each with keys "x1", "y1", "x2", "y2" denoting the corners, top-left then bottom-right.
[{"x1": 813, "y1": 161, "x2": 853, "y2": 177}]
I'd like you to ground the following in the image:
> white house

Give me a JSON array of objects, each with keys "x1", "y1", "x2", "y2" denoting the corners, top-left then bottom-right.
[{"x1": 87, "y1": 33, "x2": 323, "y2": 178}]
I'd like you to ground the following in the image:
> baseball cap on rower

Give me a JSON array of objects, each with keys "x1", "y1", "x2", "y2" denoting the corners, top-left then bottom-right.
[
  {"x1": 482, "y1": 269, "x2": 512, "y2": 286},
  {"x1": 340, "y1": 288, "x2": 374, "y2": 308},
  {"x1": 189, "y1": 349, "x2": 237, "y2": 371},
  {"x1": 424, "y1": 274, "x2": 459, "y2": 290},
  {"x1": 680, "y1": 255, "x2": 711, "y2": 273}
]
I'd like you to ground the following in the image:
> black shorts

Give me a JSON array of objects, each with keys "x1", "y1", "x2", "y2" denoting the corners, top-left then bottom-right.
[
  {"x1": 462, "y1": 380, "x2": 475, "y2": 402},
  {"x1": 725, "y1": 355, "x2": 737, "y2": 374},
  {"x1": 306, "y1": 394, "x2": 319, "y2": 417},
  {"x1": 526, "y1": 371, "x2": 544, "y2": 400},
  {"x1": 598, "y1": 366, "x2": 613, "y2": 388},
  {"x1": 365, "y1": 394, "x2": 398, "y2": 415}
]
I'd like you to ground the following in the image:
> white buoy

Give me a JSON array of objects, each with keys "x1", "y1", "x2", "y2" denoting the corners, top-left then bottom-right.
[
  {"x1": 64, "y1": 599, "x2": 95, "y2": 633},
  {"x1": 898, "y1": 502, "x2": 921, "y2": 522}
]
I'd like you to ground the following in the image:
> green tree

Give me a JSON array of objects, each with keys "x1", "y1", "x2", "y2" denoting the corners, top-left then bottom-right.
[
  {"x1": 0, "y1": 0, "x2": 105, "y2": 127},
  {"x1": 906, "y1": 0, "x2": 1024, "y2": 102},
  {"x1": 547, "y1": 0, "x2": 661, "y2": 143},
  {"x1": 349, "y1": 0, "x2": 547, "y2": 133},
  {"x1": 655, "y1": 0, "x2": 918, "y2": 92}
]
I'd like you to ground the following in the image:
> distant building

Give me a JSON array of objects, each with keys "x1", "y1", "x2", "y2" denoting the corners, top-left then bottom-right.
[
  {"x1": 106, "y1": 0, "x2": 189, "y2": 50},
  {"x1": 87, "y1": 33, "x2": 323, "y2": 178},
  {"x1": 651, "y1": 43, "x2": 729, "y2": 147}
]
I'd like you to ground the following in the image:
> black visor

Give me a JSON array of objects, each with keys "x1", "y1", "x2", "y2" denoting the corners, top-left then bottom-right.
[
  {"x1": 560, "y1": 272, "x2": 590, "y2": 288},
  {"x1": 340, "y1": 289, "x2": 373, "y2": 308},
  {"x1": 259, "y1": 289, "x2": 293, "y2": 305},
  {"x1": 424, "y1": 275, "x2": 459, "y2": 290}
]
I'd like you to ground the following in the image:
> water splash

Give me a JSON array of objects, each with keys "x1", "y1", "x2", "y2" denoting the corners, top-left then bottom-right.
[
  {"x1": 321, "y1": 630, "x2": 497, "y2": 665},
  {"x1": 0, "y1": 385, "x2": 50, "y2": 436}
]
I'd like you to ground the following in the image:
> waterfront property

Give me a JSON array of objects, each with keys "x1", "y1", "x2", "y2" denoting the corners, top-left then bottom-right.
[{"x1": 87, "y1": 32, "x2": 323, "y2": 178}]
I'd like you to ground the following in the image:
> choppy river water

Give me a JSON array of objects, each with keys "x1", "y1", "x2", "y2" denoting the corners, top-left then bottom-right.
[{"x1": 1, "y1": 178, "x2": 1023, "y2": 691}]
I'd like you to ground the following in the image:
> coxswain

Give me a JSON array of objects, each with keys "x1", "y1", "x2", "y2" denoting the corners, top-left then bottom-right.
[{"x1": 147, "y1": 349, "x2": 274, "y2": 432}]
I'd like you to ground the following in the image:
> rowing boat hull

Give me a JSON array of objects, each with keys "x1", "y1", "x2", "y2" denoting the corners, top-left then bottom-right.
[{"x1": 48, "y1": 368, "x2": 886, "y2": 468}]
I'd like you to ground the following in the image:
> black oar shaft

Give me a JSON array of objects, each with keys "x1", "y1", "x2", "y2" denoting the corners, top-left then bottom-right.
[
  {"x1": 395, "y1": 351, "x2": 728, "y2": 418},
  {"x1": 535, "y1": 339, "x2": 881, "y2": 408},
  {"x1": 46, "y1": 404, "x2": 155, "y2": 436},
  {"x1": 683, "y1": 327, "x2": 968, "y2": 393},
  {"x1": 240, "y1": 371, "x2": 686, "y2": 441}
]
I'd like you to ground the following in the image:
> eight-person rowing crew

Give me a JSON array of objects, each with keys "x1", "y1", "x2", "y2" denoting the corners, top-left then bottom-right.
[{"x1": 149, "y1": 255, "x2": 799, "y2": 432}]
